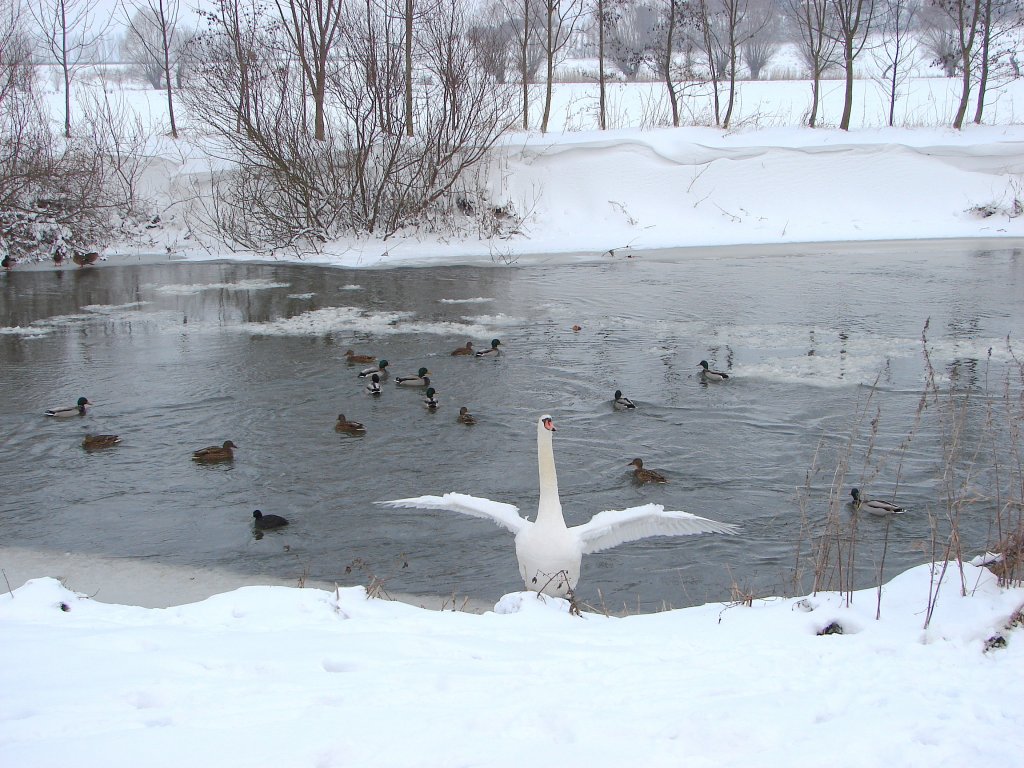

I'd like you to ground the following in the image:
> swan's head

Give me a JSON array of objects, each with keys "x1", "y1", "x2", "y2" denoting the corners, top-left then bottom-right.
[{"x1": 539, "y1": 414, "x2": 556, "y2": 432}]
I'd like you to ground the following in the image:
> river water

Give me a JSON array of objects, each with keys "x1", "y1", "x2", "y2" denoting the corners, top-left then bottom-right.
[{"x1": 1, "y1": 242, "x2": 1022, "y2": 612}]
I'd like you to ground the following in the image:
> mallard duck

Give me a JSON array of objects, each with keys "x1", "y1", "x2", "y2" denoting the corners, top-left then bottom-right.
[
  {"x1": 335, "y1": 414, "x2": 366, "y2": 434},
  {"x1": 572, "y1": 325, "x2": 582, "y2": 332},
  {"x1": 192, "y1": 440, "x2": 237, "y2": 463},
  {"x1": 45, "y1": 397, "x2": 91, "y2": 417},
  {"x1": 423, "y1": 387, "x2": 440, "y2": 409},
  {"x1": 698, "y1": 360, "x2": 730, "y2": 382},
  {"x1": 253, "y1": 509, "x2": 289, "y2": 530},
  {"x1": 379, "y1": 415, "x2": 736, "y2": 597},
  {"x1": 457, "y1": 406, "x2": 476, "y2": 425},
  {"x1": 613, "y1": 390, "x2": 636, "y2": 410},
  {"x1": 451, "y1": 341, "x2": 474, "y2": 356},
  {"x1": 72, "y1": 251, "x2": 99, "y2": 267},
  {"x1": 629, "y1": 458, "x2": 667, "y2": 483},
  {"x1": 475, "y1": 338, "x2": 502, "y2": 358},
  {"x1": 82, "y1": 434, "x2": 120, "y2": 450},
  {"x1": 345, "y1": 349, "x2": 376, "y2": 364},
  {"x1": 358, "y1": 359, "x2": 389, "y2": 379},
  {"x1": 1, "y1": 255, "x2": 13, "y2": 270},
  {"x1": 365, "y1": 373, "x2": 382, "y2": 395},
  {"x1": 395, "y1": 367, "x2": 431, "y2": 386},
  {"x1": 850, "y1": 488, "x2": 905, "y2": 515}
]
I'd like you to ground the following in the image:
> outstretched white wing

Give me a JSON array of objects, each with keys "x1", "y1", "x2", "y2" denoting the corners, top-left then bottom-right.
[
  {"x1": 376, "y1": 493, "x2": 529, "y2": 535},
  {"x1": 573, "y1": 503, "x2": 738, "y2": 555}
]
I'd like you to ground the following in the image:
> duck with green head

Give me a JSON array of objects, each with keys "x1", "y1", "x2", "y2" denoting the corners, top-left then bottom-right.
[
  {"x1": 698, "y1": 360, "x2": 730, "y2": 382},
  {"x1": 475, "y1": 339, "x2": 502, "y2": 358},
  {"x1": 396, "y1": 367, "x2": 431, "y2": 386},
  {"x1": 45, "y1": 397, "x2": 91, "y2": 417},
  {"x1": 359, "y1": 359, "x2": 389, "y2": 379}
]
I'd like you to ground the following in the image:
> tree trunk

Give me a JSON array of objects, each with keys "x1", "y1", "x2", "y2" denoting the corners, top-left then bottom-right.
[
  {"x1": 541, "y1": 1, "x2": 554, "y2": 133},
  {"x1": 666, "y1": 0, "x2": 679, "y2": 126},
  {"x1": 972, "y1": 0, "x2": 992, "y2": 124},
  {"x1": 597, "y1": 0, "x2": 606, "y2": 130},
  {"x1": 839, "y1": 40, "x2": 854, "y2": 130},
  {"x1": 405, "y1": 0, "x2": 414, "y2": 136},
  {"x1": 521, "y1": 0, "x2": 529, "y2": 130}
]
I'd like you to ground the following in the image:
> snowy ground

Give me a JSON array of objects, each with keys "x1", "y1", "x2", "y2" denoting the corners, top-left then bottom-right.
[{"x1": 1, "y1": 563, "x2": 1021, "y2": 767}]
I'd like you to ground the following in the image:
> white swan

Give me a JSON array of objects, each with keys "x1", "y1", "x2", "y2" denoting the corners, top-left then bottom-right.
[{"x1": 378, "y1": 414, "x2": 738, "y2": 597}]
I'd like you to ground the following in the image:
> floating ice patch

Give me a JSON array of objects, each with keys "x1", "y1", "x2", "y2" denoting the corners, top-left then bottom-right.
[
  {"x1": 439, "y1": 297, "x2": 493, "y2": 304},
  {"x1": 340, "y1": 284, "x2": 362, "y2": 291},
  {"x1": 242, "y1": 306, "x2": 492, "y2": 337},
  {"x1": 146, "y1": 280, "x2": 290, "y2": 295},
  {"x1": 460, "y1": 313, "x2": 523, "y2": 327},
  {"x1": 287, "y1": 293, "x2": 315, "y2": 300},
  {"x1": 0, "y1": 325, "x2": 52, "y2": 337},
  {"x1": 81, "y1": 301, "x2": 150, "y2": 314}
]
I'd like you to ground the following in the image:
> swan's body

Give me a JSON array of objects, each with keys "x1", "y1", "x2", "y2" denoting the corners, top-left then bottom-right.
[
  {"x1": 423, "y1": 387, "x2": 440, "y2": 409},
  {"x1": 613, "y1": 390, "x2": 636, "y2": 410},
  {"x1": 335, "y1": 414, "x2": 366, "y2": 433},
  {"x1": 395, "y1": 367, "x2": 431, "y2": 386},
  {"x1": 379, "y1": 415, "x2": 737, "y2": 596},
  {"x1": 850, "y1": 488, "x2": 905, "y2": 515},
  {"x1": 365, "y1": 373, "x2": 382, "y2": 395},
  {"x1": 451, "y1": 342, "x2": 474, "y2": 356},
  {"x1": 82, "y1": 434, "x2": 120, "y2": 450},
  {"x1": 698, "y1": 360, "x2": 729, "y2": 382},
  {"x1": 192, "y1": 440, "x2": 237, "y2": 463},
  {"x1": 475, "y1": 338, "x2": 501, "y2": 358},
  {"x1": 359, "y1": 360, "x2": 389, "y2": 379},
  {"x1": 45, "y1": 397, "x2": 91, "y2": 417},
  {"x1": 457, "y1": 406, "x2": 476, "y2": 425}
]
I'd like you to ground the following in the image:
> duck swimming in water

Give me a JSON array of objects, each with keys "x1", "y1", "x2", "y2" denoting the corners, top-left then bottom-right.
[
  {"x1": 850, "y1": 488, "x2": 905, "y2": 515},
  {"x1": 45, "y1": 397, "x2": 91, "y2": 417},
  {"x1": 423, "y1": 387, "x2": 440, "y2": 410},
  {"x1": 475, "y1": 339, "x2": 501, "y2": 358},
  {"x1": 252, "y1": 510, "x2": 289, "y2": 530},
  {"x1": 451, "y1": 341, "x2": 474, "y2": 356},
  {"x1": 192, "y1": 440, "x2": 237, "y2": 464},
  {"x1": 378, "y1": 415, "x2": 737, "y2": 597},
  {"x1": 613, "y1": 390, "x2": 636, "y2": 410},
  {"x1": 628, "y1": 458, "x2": 667, "y2": 483},
  {"x1": 359, "y1": 360, "x2": 389, "y2": 379},
  {"x1": 365, "y1": 373, "x2": 382, "y2": 395},
  {"x1": 395, "y1": 367, "x2": 431, "y2": 386},
  {"x1": 698, "y1": 360, "x2": 730, "y2": 382},
  {"x1": 335, "y1": 414, "x2": 366, "y2": 434},
  {"x1": 457, "y1": 406, "x2": 476, "y2": 425},
  {"x1": 82, "y1": 434, "x2": 120, "y2": 450},
  {"x1": 345, "y1": 349, "x2": 376, "y2": 364}
]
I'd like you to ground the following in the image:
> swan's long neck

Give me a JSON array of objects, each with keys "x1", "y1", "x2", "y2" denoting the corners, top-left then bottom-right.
[{"x1": 536, "y1": 423, "x2": 563, "y2": 526}]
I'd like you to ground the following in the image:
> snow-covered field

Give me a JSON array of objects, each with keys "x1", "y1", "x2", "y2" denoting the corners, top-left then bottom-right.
[{"x1": 40, "y1": 70, "x2": 1024, "y2": 267}]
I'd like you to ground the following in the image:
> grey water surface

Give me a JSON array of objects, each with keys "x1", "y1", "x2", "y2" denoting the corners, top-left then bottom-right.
[{"x1": 1, "y1": 242, "x2": 1022, "y2": 612}]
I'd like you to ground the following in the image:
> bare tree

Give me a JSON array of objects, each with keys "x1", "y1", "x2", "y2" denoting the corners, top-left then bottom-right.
[
  {"x1": 538, "y1": 0, "x2": 584, "y2": 133},
  {"x1": 740, "y1": 0, "x2": 781, "y2": 79},
  {"x1": 932, "y1": 0, "x2": 982, "y2": 128},
  {"x1": 648, "y1": 0, "x2": 692, "y2": 126},
  {"x1": 874, "y1": 0, "x2": 918, "y2": 126},
  {"x1": 500, "y1": 0, "x2": 545, "y2": 130},
  {"x1": 184, "y1": 0, "x2": 518, "y2": 247},
  {"x1": 783, "y1": 0, "x2": 838, "y2": 126},
  {"x1": 830, "y1": 0, "x2": 875, "y2": 130},
  {"x1": 604, "y1": 1, "x2": 662, "y2": 79},
  {"x1": 918, "y1": 6, "x2": 959, "y2": 76},
  {"x1": 30, "y1": 0, "x2": 109, "y2": 138},
  {"x1": 274, "y1": 0, "x2": 345, "y2": 141},
  {"x1": 971, "y1": 0, "x2": 1023, "y2": 124},
  {"x1": 466, "y1": 14, "x2": 517, "y2": 84},
  {"x1": 123, "y1": 0, "x2": 180, "y2": 137}
]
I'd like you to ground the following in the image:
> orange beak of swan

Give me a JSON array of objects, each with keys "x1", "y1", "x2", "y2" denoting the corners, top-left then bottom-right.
[{"x1": 542, "y1": 417, "x2": 556, "y2": 432}]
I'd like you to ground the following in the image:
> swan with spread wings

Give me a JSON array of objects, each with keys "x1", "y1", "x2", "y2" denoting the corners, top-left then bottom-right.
[{"x1": 378, "y1": 414, "x2": 738, "y2": 597}]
